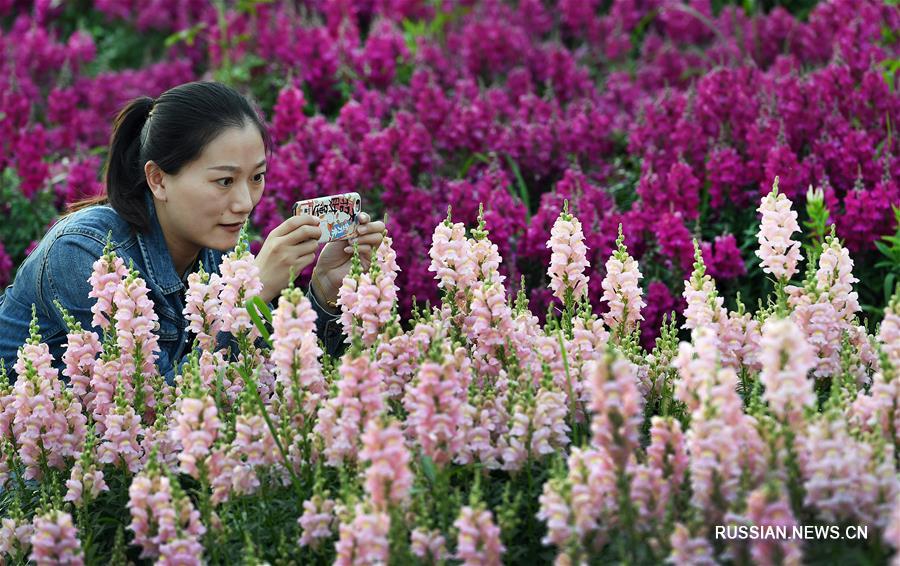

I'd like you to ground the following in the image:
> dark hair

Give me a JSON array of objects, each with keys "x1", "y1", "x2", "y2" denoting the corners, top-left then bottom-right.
[{"x1": 64, "y1": 81, "x2": 272, "y2": 233}]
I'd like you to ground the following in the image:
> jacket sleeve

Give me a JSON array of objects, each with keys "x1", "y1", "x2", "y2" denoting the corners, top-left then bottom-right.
[{"x1": 40, "y1": 233, "x2": 108, "y2": 343}]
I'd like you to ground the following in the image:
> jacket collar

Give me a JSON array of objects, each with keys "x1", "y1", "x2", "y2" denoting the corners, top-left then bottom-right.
[
  {"x1": 137, "y1": 190, "x2": 183, "y2": 295},
  {"x1": 136, "y1": 191, "x2": 223, "y2": 295}
]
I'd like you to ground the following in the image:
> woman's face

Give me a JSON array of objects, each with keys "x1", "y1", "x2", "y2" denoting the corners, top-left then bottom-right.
[{"x1": 148, "y1": 122, "x2": 267, "y2": 257}]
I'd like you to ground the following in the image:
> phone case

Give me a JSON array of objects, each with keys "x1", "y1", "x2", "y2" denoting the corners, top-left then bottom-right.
[{"x1": 292, "y1": 192, "x2": 362, "y2": 244}]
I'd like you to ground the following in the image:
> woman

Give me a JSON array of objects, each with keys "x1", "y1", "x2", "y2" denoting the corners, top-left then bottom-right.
[{"x1": 0, "y1": 81, "x2": 384, "y2": 384}]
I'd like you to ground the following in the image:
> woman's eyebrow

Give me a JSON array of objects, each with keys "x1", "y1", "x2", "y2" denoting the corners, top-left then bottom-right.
[{"x1": 207, "y1": 159, "x2": 267, "y2": 172}]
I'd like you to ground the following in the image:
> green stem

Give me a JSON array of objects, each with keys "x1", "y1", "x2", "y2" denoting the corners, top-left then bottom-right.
[
  {"x1": 557, "y1": 329, "x2": 579, "y2": 446},
  {"x1": 240, "y1": 360, "x2": 305, "y2": 501}
]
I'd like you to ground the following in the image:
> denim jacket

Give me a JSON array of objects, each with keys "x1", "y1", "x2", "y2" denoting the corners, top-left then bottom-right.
[{"x1": 0, "y1": 191, "x2": 346, "y2": 384}]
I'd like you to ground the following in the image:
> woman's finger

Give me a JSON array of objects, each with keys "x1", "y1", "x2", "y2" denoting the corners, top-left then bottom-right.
[
  {"x1": 292, "y1": 252, "x2": 317, "y2": 272},
  {"x1": 286, "y1": 239, "x2": 320, "y2": 259},
  {"x1": 283, "y1": 223, "x2": 323, "y2": 245},
  {"x1": 355, "y1": 233, "x2": 383, "y2": 246},
  {"x1": 345, "y1": 244, "x2": 373, "y2": 255},
  {"x1": 358, "y1": 212, "x2": 371, "y2": 224},
  {"x1": 357, "y1": 220, "x2": 385, "y2": 235}
]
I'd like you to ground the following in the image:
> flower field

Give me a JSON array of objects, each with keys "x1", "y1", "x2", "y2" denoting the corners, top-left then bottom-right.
[
  {"x1": 1, "y1": 0, "x2": 900, "y2": 564},
  {"x1": 2, "y1": 184, "x2": 900, "y2": 564}
]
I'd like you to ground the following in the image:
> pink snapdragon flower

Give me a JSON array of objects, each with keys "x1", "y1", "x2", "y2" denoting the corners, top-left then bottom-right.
[
  {"x1": 531, "y1": 387, "x2": 571, "y2": 456},
  {"x1": 410, "y1": 528, "x2": 447, "y2": 563},
  {"x1": 315, "y1": 348, "x2": 386, "y2": 466},
  {"x1": 801, "y1": 416, "x2": 864, "y2": 524},
  {"x1": 428, "y1": 214, "x2": 477, "y2": 305},
  {"x1": 218, "y1": 237, "x2": 264, "y2": 338},
  {"x1": 227, "y1": 410, "x2": 279, "y2": 497},
  {"x1": 586, "y1": 351, "x2": 643, "y2": 468},
  {"x1": 298, "y1": 496, "x2": 336, "y2": 548},
  {"x1": 601, "y1": 227, "x2": 645, "y2": 335},
  {"x1": 569, "y1": 446, "x2": 617, "y2": 545},
  {"x1": 374, "y1": 331, "x2": 417, "y2": 400},
  {"x1": 756, "y1": 179, "x2": 802, "y2": 280},
  {"x1": 790, "y1": 298, "x2": 842, "y2": 379},
  {"x1": 455, "y1": 393, "x2": 507, "y2": 469},
  {"x1": 682, "y1": 243, "x2": 725, "y2": 331},
  {"x1": 113, "y1": 269, "x2": 161, "y2": 399},
  {"x1": 465, "y1": 277, "x2": 515, "y2": 363},
  {"x1": 0, "y1": 516, "x2": 33, "y2": 561},
  {"x1": 745, "y1": 484, "x2": 803, "y2": 566},
  {"x1": 359, "y1": 418, "x2": 413, "y2": 511},
  {"x1": 59, "y1": 320, "x2": 101, "y2": 404},
  {"x1": 636, "y1": 416, "x2": 688, "y2": 522},
  {"x1": 158, "y1": 537, "x2": 203, "y2": 566},
  {"x1": 64, "y1": 434, "x2": 108, "y2": 507},
  {"x1": 673, "y1": 326, "x2": 721, "y2": 412},
  {"x1": 11, "y1": 313, "x2": 86, "y2": 479},
  {"x1": 547, "y1": 200, "x2": 590, "y2": 302},
  {"x1": 469, "y1": 207, "x2": 506, "y2": 285},
  {"x1": 334, "y1": 505, "x2": 390, "y2": 566},
  {"x1": 29, "y1": 510, "x2": 83, "y2": 566},
  {"x1": 667, "y1": 523, "x2": 717, "y2": 565},
  {"x1": 629, "y1": 463, "x2": 668, "y2": 527},
  {"x1": 370, "y1": 233, "x2": 400, "y2": 331},
  {"x1": 687, "y1": 367, "x2": 758, "y2": 522},
  {"x1": 802, "y1": 415, "x2": 898, "y2": 529},
  {"x1": 64, "y1": 458, "x2": 108, "y2": 508},
  {"x1": 96, "y1": 386, "x2": 144, "y2": 474},
  {"x1": 537, "y1": 479, "x2": 573, "y2": 548},
  {"x1": 87, "y1": 243, "x2": 128, "y2": 331},
  {"x1": 171, "y1": 392, "x2": 220, "y2": 479},
  {"x1": 454, "y1": 505, "x2": 505, "y2": 566},
  {"x1": 353, "y1": 272, "x2": 387, "y2": 347},
  {"x1": 879, "y1": 293, "x2": 900, "y2": 370},
  {"x1": 403, "y1": 347, "x2": 467, "y2": 466},
  {"x1": 87, "y1": 356, "x2": 126, "y2": 428},
  {"x1": 815, "y1": 234, "x2": 859, "y2": 322},
  {"x1": 500, "y1": 404, "x2": 530, "y2": 471},
  {"x1": 128, "y1": 463, "x2": 205, "y2": 560},
  {"x1": 342, "y1": 235, "x2": 401, "y2": 347},
  {"x1": 271, "y1": 286, "x2": 325, "y2": 416},
  {"x1": 759, "y1": 317, "x2": 816, "y2": 426},
  {"x1": 885, "y1": 495, "x2": 900, "y2": 564},
  {"x1": 183, "y1": 267, "x2": 224, "y2": 351}
]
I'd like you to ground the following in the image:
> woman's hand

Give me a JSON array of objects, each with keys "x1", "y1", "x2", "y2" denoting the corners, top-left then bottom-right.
[
  {"x1": 311, "y1": 212, "x2": 386, "y2": 306},
  {"x1": 254, "y1": 214, "x2": 322, "y2": 303}
]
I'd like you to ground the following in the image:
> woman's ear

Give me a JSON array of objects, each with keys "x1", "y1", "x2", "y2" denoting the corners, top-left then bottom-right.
[{"x1": 144, "y1": 160, "x2": 167, "y2": 201}]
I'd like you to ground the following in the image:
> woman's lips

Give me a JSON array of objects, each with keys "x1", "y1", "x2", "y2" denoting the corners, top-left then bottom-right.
[{"x1": 220, "y1": 222, "x2": 243, "y2": 232}]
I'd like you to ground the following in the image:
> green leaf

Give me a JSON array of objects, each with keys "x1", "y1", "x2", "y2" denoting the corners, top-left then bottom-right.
[
  {"x1": 246, "y1": 298, "x2": 272, "y2": 347},
  {"x1": 248, "y1": 295, "x2": 273, "y2": 323},
  {"x1": 885, "y1": 273, "x2": 897, "y2": 305},
  {"x1": 163, "y1": 22, "x2": 206, "y2": 48},
  {"x1": 421, "y1": 454, "x2": 437, "y2": 485},
  {"x1": 502, "y1": 153, "x2": 532, "y2": 221}
]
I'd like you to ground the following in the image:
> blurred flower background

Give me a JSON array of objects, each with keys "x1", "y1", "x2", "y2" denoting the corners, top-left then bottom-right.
[{"x1": 0, "y1": 0, "x2": 898, "y2": 343}]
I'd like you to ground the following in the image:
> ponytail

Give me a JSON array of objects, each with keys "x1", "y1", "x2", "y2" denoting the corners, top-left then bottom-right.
[
  {"x1": 104, "y1": 96, "x2": 155, "y2": 233},
  {"x1": 63, "y1": 96, "x2": 155, "y2": 231}
]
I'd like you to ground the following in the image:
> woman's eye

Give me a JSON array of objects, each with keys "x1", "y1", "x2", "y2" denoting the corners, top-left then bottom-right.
[
  {"x1": 253, "y1": 172, "x2": 266, "y2": 183},
  {"x1": 216, "y1": 178, "x2": 233, "y2": 188}
]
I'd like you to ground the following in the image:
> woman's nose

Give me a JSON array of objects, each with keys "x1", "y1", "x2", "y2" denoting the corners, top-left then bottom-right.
[{"x1": 231, "y1": 181, "x2": 253, "y2": 213}]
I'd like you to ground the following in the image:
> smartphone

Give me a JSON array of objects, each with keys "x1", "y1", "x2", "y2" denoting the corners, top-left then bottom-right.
[{"x1": 292, "y1": 192, "x2": 362, "y2": 244}]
